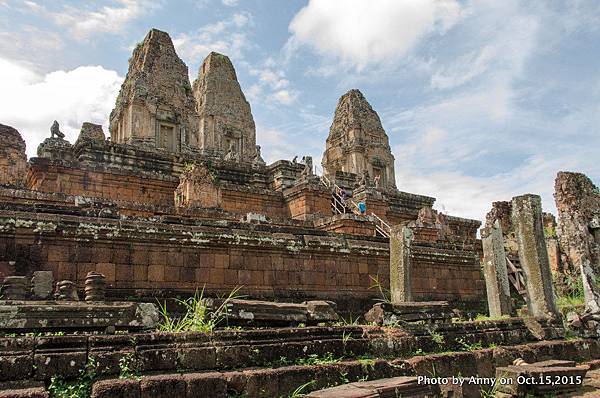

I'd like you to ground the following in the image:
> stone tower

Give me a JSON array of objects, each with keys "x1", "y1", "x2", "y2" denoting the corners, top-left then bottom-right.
[
  {"x1": 0, "y1": 124, "x2": 27, "y2": 186},
  {"x1": 109, "y1": 29, "x2": 199, "y2": 153},
  {"x1": 321, "y1": 89, "x2": 396, "y2": 190},
  {"x1": 192, "y1": 52, "x2": 257, "y2": 163}
]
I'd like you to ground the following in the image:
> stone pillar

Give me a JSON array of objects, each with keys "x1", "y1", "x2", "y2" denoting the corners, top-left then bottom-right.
[
  {"x1": 31, "y1": 271, "x2": 54, "y2": 300},
  {"x1": 85, "y1": 272, "x2": 106, "y2": 302},
  {"x1": 56, "y1": 280, "x2": 79, "y2": 301},
  {"x1": 1, "y1": 276, "x2": 29, "y2": 300},
  {"x1": 511, "y1": 194, "x2": 559, "y2": 318},
  {"x1": 482, "y1": 220, "x2": 512, "y2": 317},
  {"x1": 390, "y1": 225, "x2": 413, "y2": 303}
]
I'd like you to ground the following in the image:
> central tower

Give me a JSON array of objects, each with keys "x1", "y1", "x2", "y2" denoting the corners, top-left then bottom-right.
[{"x1": 322, "y1": 89, "x2": 396, "y2": 190}]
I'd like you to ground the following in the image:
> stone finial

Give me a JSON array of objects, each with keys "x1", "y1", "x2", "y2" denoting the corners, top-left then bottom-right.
[
  {"x1": 1, "y1": 276, "x2": 29, "y2": 300},
  {"x1": 322, "y1": 89, "x2": 396, "y2": 190},
  {"x1": 193, "y1": 51, "x2": 257, "y2": 163},
  {"x1": 511, "y1": 194, "x2": 559, "y2": 318},
  {"x1": 85, "y1": 271, "x2": 106, "y2": 301},
  {"x1": 0, "y1": 123, "x2": 27, "y2": 186},
  {"x1": 31, "y1": 271, "x2": 54, "y2": 300},
  {"x1": 56, "y1": 280, "x2": 79, "y2": 301}
]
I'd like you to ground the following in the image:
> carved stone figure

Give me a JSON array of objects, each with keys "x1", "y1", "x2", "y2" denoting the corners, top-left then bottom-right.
[
  {"x1": 301, "y1": 156, "x2": 313, "y2": 178},
  {"x1": 253, "y1": 145, "x2": 266, "y2": 166},
  {"x1": 50, "y1": 120, "x2": 65, "y2": 139}
]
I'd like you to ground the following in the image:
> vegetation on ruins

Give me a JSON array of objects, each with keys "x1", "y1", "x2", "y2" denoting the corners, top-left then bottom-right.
[
  {"x1": 48, "y1": 358, "x2": 96, "y2": 398},
  {"x1": 157, "y1": 286, "x2": 243, "y2": 333},
  {"x1": 118, "y1": 352, "x2": 141, "y2": 380},
  {"x1": 368, "y1": 274, "x2": 391, "y2": 303}
]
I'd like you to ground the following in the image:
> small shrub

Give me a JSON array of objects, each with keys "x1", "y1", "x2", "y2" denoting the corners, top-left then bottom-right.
[
  {"x1": 48, "y1": 358, "x2": 96, "y2": 398},
  {"x1": 158, "y1": 286, "x2": 243, "y2": 333}
]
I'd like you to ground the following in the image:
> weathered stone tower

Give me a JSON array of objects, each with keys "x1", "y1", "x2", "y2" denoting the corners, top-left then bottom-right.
[
  {"x1": 109, "y1": 29, "x2": 199, "y2": 152},
  {"x1": 0, "y1": 124, "x2": 27, "y2": 186},
  {"x1": 193, "y1": 52, "x2": 257, "y2": 163},
  {"x1": 321, "y1": 89, "x2": 396, "y2": 190}
]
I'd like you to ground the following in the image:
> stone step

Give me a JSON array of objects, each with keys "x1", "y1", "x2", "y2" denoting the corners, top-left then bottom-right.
[{"x1": 305, "y1": 376, "x2": 439, "y2": 398}]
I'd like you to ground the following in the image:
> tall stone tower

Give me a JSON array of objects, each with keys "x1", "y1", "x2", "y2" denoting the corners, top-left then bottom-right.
[
  {"x1": 322, "y1": 89, "x2": 396, "y2": 190},
  {"x1": 109, "y1": 29, "x2": 199, "y2": 153},
  {"x1": 193, "y1": 52, "x2": 257, "y2": 163}
]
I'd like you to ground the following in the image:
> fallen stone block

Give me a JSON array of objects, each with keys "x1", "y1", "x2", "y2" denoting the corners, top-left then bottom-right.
[
  {"x1": 208, "y1": 299, "x2": 339, "y2": 326},
  {"x1": 364, "y1": 301, "x2": 453, "y2": 326},
  {"x1": 0, "y1": 301, "x2": 159, "y2": 332},
  {"x1": 305, "y1": 376, "x2": 440, "y2": 398}
]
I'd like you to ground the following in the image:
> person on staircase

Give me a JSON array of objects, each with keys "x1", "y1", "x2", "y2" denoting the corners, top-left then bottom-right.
[{"x1": 358, "y1": 200, "x2": 366, "y2": 216}]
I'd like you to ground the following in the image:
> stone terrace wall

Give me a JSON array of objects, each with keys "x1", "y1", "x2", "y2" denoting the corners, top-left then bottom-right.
[
  {"x1": 0, "y1": 202, "x2": 485, "y2": 310},
  {"x1": 411, "y1": 227, "x2": 485, "y2": 306},
  {"x1": 0, "y1": 209, "x2": 389, "y2": 311}
]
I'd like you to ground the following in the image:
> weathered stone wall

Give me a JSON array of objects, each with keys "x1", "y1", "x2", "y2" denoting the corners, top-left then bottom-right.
[
  {"x1": 0, "y1": 206, "x2": 485, "y2": 308},
  {"x1": 0, "y1": 124, "x2": 27, "y2": 187}
]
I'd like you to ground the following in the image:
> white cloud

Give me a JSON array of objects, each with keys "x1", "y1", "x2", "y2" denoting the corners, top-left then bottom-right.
[
  {"x1": 173, "y1": 12, "x2": 252, "y2": 68},
  {"x1": 247, "y1": 65, "x2": 299, "y2": 106},
  {"x1": 288, "y1": 0, "x2": 463, "y2": 70},
  {"x1": 0, "y1": 58, "x2": 123, "y2": 158},
  {"x1": 25, "y1": 0, "x2": 161, "y2": 40},
  {"x1": 271, "y1": 90, "x2": 298, "y2": 105},
  {"x1": 222, "y1": 0, "x2": 238, "y2": 6}
]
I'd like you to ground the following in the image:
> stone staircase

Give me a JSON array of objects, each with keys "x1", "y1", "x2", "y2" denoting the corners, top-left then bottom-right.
[{"x1": 317, "y1": 171, "x2": 390, "y2": 238}]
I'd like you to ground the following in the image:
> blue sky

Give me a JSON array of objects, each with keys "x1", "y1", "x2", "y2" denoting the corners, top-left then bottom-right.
[{"x1": 0, "y1": 0, "x2": 599, "y2": 221}]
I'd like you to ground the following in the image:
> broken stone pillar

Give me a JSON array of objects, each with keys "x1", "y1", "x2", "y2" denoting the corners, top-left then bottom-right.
[
  {"x1": 85, "y1": 272, "x2": 106, "y2": 302},
  {"x1": 511, "y1": 194, "x2": 559, "y2": 318},
  {"x1": 56, "y1": 280, "x2": 79, "y2": 301},
  {"x1": 31, "y1": 271, "x2": 54, "y2": 300},
  {"x1": 389, "y1": 225, "x2": 413, "y2": 303},
  {"x1": 1, "y1": 276, "x2": 29, "y2": 300},
  {"x1": 482, "y1": 220, "x2": 512, "y2": 317}
]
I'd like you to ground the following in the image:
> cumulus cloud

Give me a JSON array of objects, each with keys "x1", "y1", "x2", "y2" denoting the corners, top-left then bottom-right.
[
  {"x1": 24, "y1": 0, "x2": 161, "y2": 40},
  {"x1": 173, "y1": 12, "x2": 253, "y2": 70},
  {"x1": 288, "y1": 0, "x2": 463, "y2": 69},
  {"x1": 0, "y1": 58, "x2": 123, "y2": 158},
  {"x1": 247, "y1": 64, "x2": 299, "y2": 106}
]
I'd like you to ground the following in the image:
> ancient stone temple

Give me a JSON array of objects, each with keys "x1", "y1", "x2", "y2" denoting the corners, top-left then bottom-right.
[
  {"x1": 109, "y1": 29, "x2": 199, "y2": 152},
  {"x1": 5, "y1": 27, "x2": 600, "y2": 398},
  {"x1": 322, "y1": 89, "x2": 396, "y2": 190},
  {"x1": 193, "y1": 52, "x2": 258, "y2": 162}
]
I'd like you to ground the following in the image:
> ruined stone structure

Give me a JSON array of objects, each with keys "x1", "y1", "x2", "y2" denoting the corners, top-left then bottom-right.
[
  {"x1": 322, "y1": 89, "x2": 396, "y2": 190},
  {"x1": 193, "y1": 52, "x2": 257, "y2": 162},
  {"x1": 555, "y1": 171, "x2": 600, "y2": 276},
  {"x1": 109, "y1": 29, "x2": 199, "y2": 152},
  {"x1": 0, "y1": 28, "x2": 485, "y2": 313},
  {"x1": 4, "y1": 27, "x2": 600, "y2": 398},
  {"x1": 0, "y1": 124, "x2": 27, "y2": 187}
]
